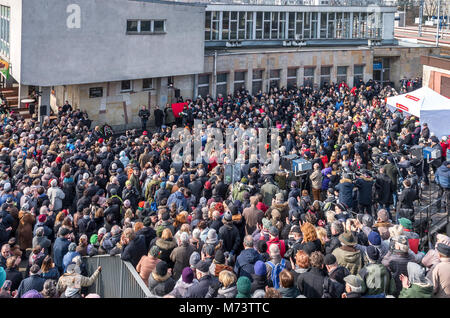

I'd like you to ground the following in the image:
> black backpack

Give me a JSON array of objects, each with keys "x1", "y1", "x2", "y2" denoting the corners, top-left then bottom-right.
[{"x1": 322, "y1": 276, "x2": 345, "y2": 298}]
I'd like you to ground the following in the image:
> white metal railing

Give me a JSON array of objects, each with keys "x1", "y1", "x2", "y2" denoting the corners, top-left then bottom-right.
[{"x1": 83, "y1": 255, "x2": 154, "y2": 298}]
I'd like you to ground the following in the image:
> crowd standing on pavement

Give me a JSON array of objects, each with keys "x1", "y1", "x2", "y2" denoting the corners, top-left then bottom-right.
[{"x1": 0, "y1": 78, "x2": 449, "y2": 298}]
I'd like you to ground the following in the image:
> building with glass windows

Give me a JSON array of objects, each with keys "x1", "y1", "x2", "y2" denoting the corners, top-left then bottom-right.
[{"x1": 0, "y1": 0, "x2": 440, "y2": 129}]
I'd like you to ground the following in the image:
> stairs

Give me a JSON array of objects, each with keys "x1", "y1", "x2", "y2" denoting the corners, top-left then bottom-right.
[{"x1": 1, "y1": 86, "x2": 32, "y2": 120}]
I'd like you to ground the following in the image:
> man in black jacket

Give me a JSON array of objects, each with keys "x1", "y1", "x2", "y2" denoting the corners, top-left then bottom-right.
[
  {"x1": 138, "y1": 105, "x2": 150, "y2": 132},
  {"x1": 218, "y1": 212, "x2": 241, "y2": 258},
  {"x1": 16, "y1": 264, "x2": 45, "y2": 297},
  {"x1": 297, "y1": 251, "x2": 326, "y2": 298},
  {"x1": 185, "y1": 260, "x2": 218, "y2": 298},
  {"x1": 396, "y1": 179, "x2": 417, "y2": 222},
  {"x1": 154, "y1": 107, "x2": 164, "y2": 132},
  {"x1": 120, "y1": 229, "x2": 147, "y2": 268}
]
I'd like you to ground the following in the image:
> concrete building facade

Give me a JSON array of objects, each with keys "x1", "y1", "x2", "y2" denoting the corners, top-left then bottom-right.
[{"x1": 0, "y1": 0, "x2": 441, "y2": 130}]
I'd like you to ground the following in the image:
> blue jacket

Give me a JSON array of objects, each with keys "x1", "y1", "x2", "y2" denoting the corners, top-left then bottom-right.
[
  {"x1": 234, "y1": 248, "x2": 263, "y2": 280},
  {"x1": 53, "y1": 237, "x2": 71, "y2": 272},
  {"x1": 167, "y1": 191, "x2": 187, "y2": 211},
  {"x1": 436, "y1": 164, "x2": 450, "y2": 189},
  {"x1": 335, "y1": 179, "x2": 354, "y2": 208},
  {"x1": 63, "y1": 251, "x2": 80, "y2": 272}
]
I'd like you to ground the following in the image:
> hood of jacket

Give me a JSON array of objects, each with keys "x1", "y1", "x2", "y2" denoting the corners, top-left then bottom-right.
[
  {"x1": 218, "y1": 284, "x2": 237, "y2": 297},
  {"x1": 239, "y1": 248, "x2": 261, "y2": 265},
  {"x1": 340, "y1": 178, "x2": 353, "y2": 184},
  {"x1": 156, "y1": 238, "x2": 177, "y2": 250},
  {"x1": 338, "y1": 246, "x2": 361, "y2": 264}
]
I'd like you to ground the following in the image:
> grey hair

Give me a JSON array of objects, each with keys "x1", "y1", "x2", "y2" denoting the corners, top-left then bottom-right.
[
  {"x1": 179, "y1": 232, "x2": 190, "y2": 244},
  {"x1": 243, "y1": 235, "x2": 253, "y2": 248}
]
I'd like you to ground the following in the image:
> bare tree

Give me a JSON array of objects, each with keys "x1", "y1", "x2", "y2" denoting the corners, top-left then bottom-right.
[{"x1": 424, "y1": 0, "x2": 439, "y2": 18}]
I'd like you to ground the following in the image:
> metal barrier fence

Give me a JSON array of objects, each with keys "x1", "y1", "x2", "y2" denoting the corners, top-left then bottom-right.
[{"x1": 83, "y1": 255, "x2": 154, "y2": 298}]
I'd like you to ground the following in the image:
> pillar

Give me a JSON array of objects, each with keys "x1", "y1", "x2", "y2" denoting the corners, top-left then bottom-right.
[{"x1": 38, "y1": 86, "x2": 51, "y2": 121}]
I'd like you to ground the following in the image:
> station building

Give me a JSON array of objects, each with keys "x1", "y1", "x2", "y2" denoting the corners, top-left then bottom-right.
[{"x1": 0, "y1": 0, "x2": 440, "y2": 129}]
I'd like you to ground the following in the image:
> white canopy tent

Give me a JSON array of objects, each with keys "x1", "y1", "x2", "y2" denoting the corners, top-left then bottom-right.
[{"x1": 386, "y1": 87, "x2": 450, "y2": 138}]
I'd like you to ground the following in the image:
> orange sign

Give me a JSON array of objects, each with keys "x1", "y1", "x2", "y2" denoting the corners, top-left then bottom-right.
[
  {"x1": 396, "y1": 103, "x2": 409, "y2": 112},
  {"x1": 405, "y1": 94, "x2": 420, "y2": 102}
]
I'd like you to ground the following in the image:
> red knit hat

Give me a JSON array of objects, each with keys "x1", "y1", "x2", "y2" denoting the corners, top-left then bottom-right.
[
  {"x1": 38, "y1": 214, "x2": 47, "y2": 223},
  {"x1": 98, "y1": 138, "x2": 104, "y2": 144},
  {"x1": 143, "y1": 131, "x2": 148, "y2": 136},
  {"x1": 55, "y1": 157, "x2": 62, "y2": 164}
]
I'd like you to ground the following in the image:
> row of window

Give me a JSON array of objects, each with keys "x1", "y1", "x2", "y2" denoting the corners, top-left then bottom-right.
[
  {"x1": 198, "y1": 64, "x2": 365, "y2": 97},
  {"x1": 88, "y1": 78, "x2": 155, "y2": 98},
  {"x1": 0, "y1": 6, "x2": 10, "y2": 59},
  {"x1": 126, "y1": 19, "x2": 166, "y2": 34},
  {"x1": 205, "y1": 11, "x2": 382, "y2": 41}
]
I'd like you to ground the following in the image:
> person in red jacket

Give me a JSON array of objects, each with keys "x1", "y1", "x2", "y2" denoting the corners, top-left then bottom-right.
[
  {"x1": 440, "y1": 136, "x2": 449, "y2": 161},
  {"x1": 265, "y1": 226, "x2": 287, "y2": 258}
]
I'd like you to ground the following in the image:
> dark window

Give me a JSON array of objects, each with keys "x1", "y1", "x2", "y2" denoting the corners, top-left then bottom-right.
[
  {"x1": 143, "y1": 78, "x2": 153, "y2": 90},
  {"x1": 127, "y1": 20, "x2": 138, "y2": 32},
  {"x1": 89, "y1": 87, "x2": 103, "y2": 98},
  {"x1": 154, "y1": 20, "x2": 165, "y2": 32},
  {"x1": 141, "y1": 20, "x2": 151, "y2": 32},
  {"x1": 121, "y1": 80, "x2": 132, "y2": 92}
]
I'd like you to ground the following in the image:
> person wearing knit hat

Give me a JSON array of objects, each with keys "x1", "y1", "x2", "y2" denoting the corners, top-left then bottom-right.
[
  {"x1": 398, "y1": 218, "x2": 413, "y2": 230},
  {"x1": 205, "y1": 228, "x2": 218, "y2": 245},
  {"x1": 167, "y1": 266, "x2": 197, "y2": 298},
  {"x1": 236, "y1": 276, "x2": 252, "y2": 298},
  {"x1": 432, "y1": 243, "x2": 450, "y2": 298},
  {"x1": 189, "y1": 251, "x2": 201, "y2": 268},
  {"x1": 148, "y1": 261, "x2": 175, "y2": 297},
  {"x1": 342, "y1": 275, "x2": 364, "y2": 298},
  {"x1": 422, "y1": 234, "x2": 450, "y2": 274}
]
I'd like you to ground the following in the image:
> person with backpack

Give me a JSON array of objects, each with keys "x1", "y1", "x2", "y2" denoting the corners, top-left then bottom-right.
[{"x1": 265, "y1": 244, "x2": 290, "y2": 290}]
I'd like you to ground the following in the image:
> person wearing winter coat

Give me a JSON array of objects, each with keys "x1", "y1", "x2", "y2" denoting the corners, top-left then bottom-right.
[
  {"x1": 260, "y1": 178, "x2": 279, "y2": 208},
  {"x1": 168, "y1": 267, "x2": 198, "y2": 298},
  {"x1": 218, "y1": 212, "x2": 241, "y2": 257},
  {"x1": 216, "y1": 270, "x2": 238, "y2": 298},
  {"x1": 242, "y1": 197, "x2": 263, "y2": 236},
  {"x1": 435, "y1": 161, "x2": 450, "y2": 214},
  {"x1": 122, "y1": 181, "x2": 140, "y2": 211},
  {"x1": 154, "y1": 229, "x2": 177, "y2": 269},
  {"x1": 334, "y1": 175, "x2": 354, "y2": 209},
  {"x1": 359, "y1": 246, "x2": 396, "y2": 296},
  {"x1": 62, "y1": 243, "x2": 80, "y2": 273},
  {"x1": 297, "y1": 251, "x2": 326, "y2": 298},
  {"x1": 170, "y1": 232, "x2": 196, "y2": 281},
  {"x1": 52, "y1": 228, "x2": 72, "y2": 274},
  {"x1": 382, "y1": 235, "x2": 417, "y2": 297},
  {"x1": 309, "y1": 163, "x2": 323, "y2": 202},
  {"x1": 354, "y1": 171, "x2": 374, "y2": 215},
  {"x1": 16, "y1": 264, "x2": 45, "y2": 297},
  {"x1": 120, "y1": 229, "x2": 148, "y2": 268},
  {"x1": 17, "y1": 210, "x2": 35, "y2": 251},
  {"x1": 432, "y1": 243, "x2": 450, "y2": 298},
  {"x1": 278, "y1": 269, "x2": 300, "y2": 298},
  {"x1": 399, "y1": 262, "x2": 433, "y2": 298},
  {"x1": 250, "y1": 260, "x2": 272, "y2": 294},
  {"x1": 234, "y1": 235, "x2": 263, "y2": 279},
  {"x1": 136, "y1": 246, "x2": 161, "y2": 286},
  {"x1": 167, "y1": 189, "x2": 188, "y2": 212},
  {"x1": 148, "y1": 261, "x2": 176, "y2": 297},
  {"x1": 47, "y1": 179, "x2": 65, "y2": 212},
  {"x1": 57, "y1": 263, "x2": 101, "y2": 298},
  {"x1": 119, "y1": 151, "x2": 130, "y2": 169},
  {"x1": 185, "y1": 260, "x2": 219, "y2": 298},
  {"x1": 32, "y1": 227, "x2": 51, "y2": 254},
  {"x1": 374, "y1": 167, "x2": 394, "y2": 212},
  {"x1": 332, "y1": 232, "x2": 362, "y2": 275}
]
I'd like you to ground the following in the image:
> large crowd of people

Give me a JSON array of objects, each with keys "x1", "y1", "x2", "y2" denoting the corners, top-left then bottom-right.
[{"x1": 0, "y1": 78, "x2": 449, "y2": 299}]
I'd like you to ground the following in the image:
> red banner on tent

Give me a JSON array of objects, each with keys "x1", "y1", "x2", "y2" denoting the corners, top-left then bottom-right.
[
  {"x1": 405, "y1": 94, "x2": 420, "y2": 102},
  {"x1": 171, "y1": 102, "x2": 188, "y2": 118}
]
